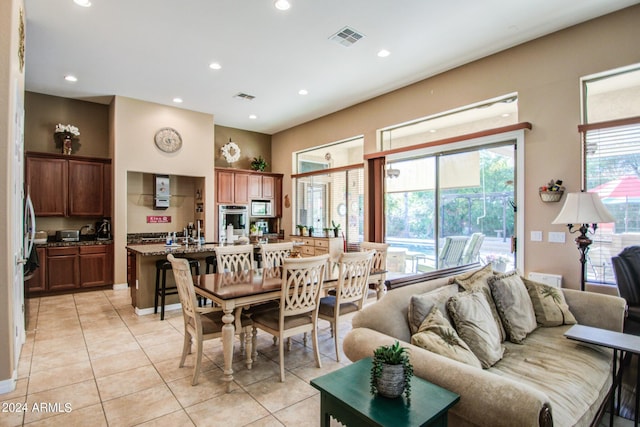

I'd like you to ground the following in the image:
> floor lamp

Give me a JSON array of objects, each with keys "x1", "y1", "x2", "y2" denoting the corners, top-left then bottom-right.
[{"x1": 552, "y1": 191, "x2": 615, "y2": 291}]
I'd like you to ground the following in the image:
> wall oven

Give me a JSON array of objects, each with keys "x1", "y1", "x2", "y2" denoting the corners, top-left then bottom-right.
[{"x1": 219, "y1": 205, "x2": 249, "y2": 242}]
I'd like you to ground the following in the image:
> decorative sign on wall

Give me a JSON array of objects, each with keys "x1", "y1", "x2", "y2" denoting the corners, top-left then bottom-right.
[{"x1": 147, "y1": 215, "x2": 172, "y2": 224}]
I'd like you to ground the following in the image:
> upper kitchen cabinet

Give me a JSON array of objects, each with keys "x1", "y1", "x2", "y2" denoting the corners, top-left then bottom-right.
[
  {"x1": 248, "y1": 174, "x2": 275, "y2": 200},
  {"x1": 216, "y1": 169, "x2": 250, "y2": 205},
  {"x1": 215, "y1": 167, "x2": 283, "y2": 215},
  {"x1": 26, "y1": 152, "x2": 112, "y2": 217}
]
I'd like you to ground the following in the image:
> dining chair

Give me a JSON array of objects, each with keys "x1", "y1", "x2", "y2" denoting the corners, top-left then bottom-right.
[
  {"x1": 259, "y1": 241, "x2": 294, "y2": 268},
  {"x1": 360, "y1": 241, "x2": 389, "y2": 300},
  {"x1": 167, "y1": 254, "x2": 254, "y2": 386},
  {"x1": 215, "y1": 244, "x2": 254, "y2": 272},
  {"x1": 251, "y1": 254, "x2": 329, "y2": 382},
  {"x1": 318, "y1": 251, "x2": 374, "y2": 361}
]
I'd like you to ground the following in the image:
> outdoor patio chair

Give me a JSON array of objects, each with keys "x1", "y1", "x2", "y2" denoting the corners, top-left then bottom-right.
[
  {"x1": 461, "y1": 233, "x2": 485, "y2": 265},
  {"x1": 418, "y1": 235, "x2": 469, "y2": 272}
]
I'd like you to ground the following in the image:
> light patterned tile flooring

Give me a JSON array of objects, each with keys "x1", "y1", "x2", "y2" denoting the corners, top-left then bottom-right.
[{"x1": 3, "y1": 288, "x2": 358, "y2": 426}]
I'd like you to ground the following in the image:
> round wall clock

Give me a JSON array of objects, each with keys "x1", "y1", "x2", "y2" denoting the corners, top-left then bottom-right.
[{"x1": 154, "y1": 127, "x2": 182, "y2": 153}]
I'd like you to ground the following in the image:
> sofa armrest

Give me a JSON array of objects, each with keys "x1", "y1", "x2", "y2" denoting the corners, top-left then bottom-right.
[
  {"x1": 563, "y1": 289, "x2": 626, "y2": 332},
  {"x1": 344, "y1": 328, "x2": 552, "y2": 427}
]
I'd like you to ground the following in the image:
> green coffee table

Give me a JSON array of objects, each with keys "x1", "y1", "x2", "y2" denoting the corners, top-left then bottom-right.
[{"x1": 310, "y1": 357, "x2": 459, "y2": 427}]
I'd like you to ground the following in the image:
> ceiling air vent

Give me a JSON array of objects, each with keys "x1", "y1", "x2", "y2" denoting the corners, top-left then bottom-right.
[
  {"x1": 233, "y1": 92, "x2": 255, "y2": 101},
  {"x1": 329, "y1": 26, "x2": 365, "y2": 47}
]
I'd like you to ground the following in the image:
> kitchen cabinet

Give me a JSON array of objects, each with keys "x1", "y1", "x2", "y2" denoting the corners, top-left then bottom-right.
[
  {"x1": 248, "y1": 175, "x2": 275, "y2": 199},
  {"x1": 47, "y1": 246, "x2": 80, "y2": 291},
  {"x1": 26, "y1": 243, "x2": 114, "y2": 296},
  {"x1": 26, "y1": 152, "x2": 111, "y2": 217},
  {"x1": 25, "y1": 247, "x2": 47, "y2": 293},
  {"x1": 216, "y1": 170, "x2": 249, "y2": 204},
  {"x1": 216, "y1": 168, "x2": 283, "y2": 213},
  {"x1": 290, "y1": 236, "x2": 344, "y2": 265}
]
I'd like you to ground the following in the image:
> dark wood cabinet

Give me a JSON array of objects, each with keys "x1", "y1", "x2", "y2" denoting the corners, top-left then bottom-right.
[
  {"x1": 26, "y1": 157, "x2": 67, "y2": 216},
  {"x1": 216, "y1": 170, "x2": 250, "y2": 204},
  {"x1": 47, "y1": 247, "x2": 80, "y2": 291},
  {"x1": 79, "y1": 245, "x2": 110, "y2": 287},
  {"x1": 68, "y1": 160, "x2": 104, "y2": 216},
  {"x1": 234, "y1": 173, "x2": 250, "y2": 204},
  {"x1": 25, "y1": 247, "x2": 47, "y2": 293},
  {"x1": 216, "y1": 168, "x2": 282, "y2": 212},
  {"x1": 26, "y1": 152, "x2": 111, "y2": 218}
]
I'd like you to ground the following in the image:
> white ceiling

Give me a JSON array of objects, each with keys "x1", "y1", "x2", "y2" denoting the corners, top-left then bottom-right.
[{"x1": 24, "y1": 0, "x2": 639, "y2": 135}]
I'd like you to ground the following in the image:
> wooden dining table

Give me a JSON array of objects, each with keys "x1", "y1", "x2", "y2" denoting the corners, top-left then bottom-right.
[{"x1": 193, "y1": 266, "x2": 384, "y2": 392}]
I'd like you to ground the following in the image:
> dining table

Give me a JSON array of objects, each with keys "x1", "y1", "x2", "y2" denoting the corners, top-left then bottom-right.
[{"x1": 193, "y1": 266, "x2": 385, "y2": 392}]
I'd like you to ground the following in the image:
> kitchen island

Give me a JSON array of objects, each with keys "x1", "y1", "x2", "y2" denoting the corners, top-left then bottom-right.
[{"x1": 126, "y1": 243, "x2": 220, "y2": 314}]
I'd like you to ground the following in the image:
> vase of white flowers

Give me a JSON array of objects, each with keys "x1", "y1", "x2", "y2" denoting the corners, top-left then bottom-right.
[{"x1": 54, "y1": 124, "x2": 80, "y2": 155}]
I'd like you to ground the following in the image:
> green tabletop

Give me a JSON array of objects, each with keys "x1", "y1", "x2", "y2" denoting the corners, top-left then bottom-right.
[{"x1": 311, "y1": 357, "x2": 460, "y2": 427}]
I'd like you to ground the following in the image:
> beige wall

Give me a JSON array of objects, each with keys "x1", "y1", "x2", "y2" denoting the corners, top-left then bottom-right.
[
  {"x1": 215, "y1": 124, "x2": 271, "y2": 170},
  {"x1": 24, "y1": 91, "x2": 109, "y2": 158},
  {"x1": 0, "y1": 0, "x2": 24, "y2": 390},
  {"x1": 112, "y1": 96, "x2": 216, "y2": 285},
  {"x1": 271, "y1": 5, "x2": 640, "y2": 290}
]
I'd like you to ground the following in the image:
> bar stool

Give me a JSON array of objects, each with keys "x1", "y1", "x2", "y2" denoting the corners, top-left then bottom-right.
[
  {"x1": 154, "y1": 257, "x2": 200, "y2": 320},
  {"x1": 205, "y1": 256, "x2": 216, "y2": 273}
]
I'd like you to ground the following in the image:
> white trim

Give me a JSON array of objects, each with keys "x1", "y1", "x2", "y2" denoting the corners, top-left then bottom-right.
[
  {"x1": 134, "y1": 302, "x2": 181, "y2": 316},
  {"x1": 0, "y1": 371, "x2": 17, "y2": 395},
  {"x1": 112, "y1": 282, "x2": 128, "y2": 290}
]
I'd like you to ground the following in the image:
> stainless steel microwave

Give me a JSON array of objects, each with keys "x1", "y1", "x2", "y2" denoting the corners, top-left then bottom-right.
[{"x1": 251, "y1": 200, "x2": 273, "y2": 217}]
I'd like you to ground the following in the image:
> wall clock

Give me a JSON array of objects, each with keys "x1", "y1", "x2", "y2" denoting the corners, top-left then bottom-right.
[{"x1": 154, "y1": 127, "x2": 182, "y2": 153}]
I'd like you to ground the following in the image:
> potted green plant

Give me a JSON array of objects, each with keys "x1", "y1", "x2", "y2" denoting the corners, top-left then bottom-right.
[
  {"x1": 370, "y1": 341, "x2": 413, "y2": 401},
  {"x1": 250, "y1": 156, "x2": 269, "y2": 172},
  {"x1": 331, "y1": 220, "x2": 341, "y2": 238},
  {"x1": 323, "y1": 227, "x2": 332, "y2": 238}
]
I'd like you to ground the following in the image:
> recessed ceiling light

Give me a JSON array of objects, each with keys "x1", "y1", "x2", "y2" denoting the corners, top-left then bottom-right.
[
  {"x1": 64, "y1": 75, "x2": 78, "y2": 82},
  {"x1": 73, "y1": 0, "x2": 92, "y2": 7},
  {"x1": 501, "y1": 113, "x2": 511, "y2": 118},
  {"x1": 249, "y1": 114, "x2": 258, "y2": 120},
  {"x1": 429, "y1": 129, "x2": 437, "y2": 133},
  {"x1": 173, "y1": 98, "x2": 183, "y2": 103},
  {"x1": 298, "y1": 89, "x2": 308, "y2": 95},
  {"x1": 377, "y1": 49, "x2": 391, "y2": 58},
  {"x1": 274, "y1": 0, "x2": 290, "y2": 11},
  {"x1": 209, "y1": 62, "x2": 222, "y2": 70}
]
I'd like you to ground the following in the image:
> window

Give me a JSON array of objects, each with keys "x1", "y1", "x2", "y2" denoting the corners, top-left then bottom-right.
[
  {"x1": 582, "y1": 65, "x2": 640, "y2": 284},
  {"x1": 293, "y1": 137, "x2": 364, "y2": 248}
]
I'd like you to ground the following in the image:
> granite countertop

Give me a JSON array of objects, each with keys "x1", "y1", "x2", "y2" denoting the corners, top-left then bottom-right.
[
  {"x1": 36, "y1": 240, "x2": 113, "y2": 247},
  {"x1": 126, "y1": 243, "x2": 220, "y2": 256}
]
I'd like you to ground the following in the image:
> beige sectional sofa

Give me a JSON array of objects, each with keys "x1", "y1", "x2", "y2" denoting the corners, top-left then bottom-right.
[{"x1": 343, "y1": 268, "x2": 626, "y2": 427}]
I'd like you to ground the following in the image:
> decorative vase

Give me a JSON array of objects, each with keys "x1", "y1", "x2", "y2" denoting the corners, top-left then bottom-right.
[
  {"x1": 492, "y1": 261, "x2": 507, "y2": 273},
  {"x1": 375, "y1": 364, "x2": 405, "y2": 398}
]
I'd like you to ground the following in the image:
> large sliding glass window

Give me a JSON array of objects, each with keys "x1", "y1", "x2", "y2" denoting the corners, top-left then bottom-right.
[
  {"x1": 582, "y1": 65, "x2": 640, "y2": 284},
  {"x1": 293, "y1": 137, "x2": 364, "y2": 248}
]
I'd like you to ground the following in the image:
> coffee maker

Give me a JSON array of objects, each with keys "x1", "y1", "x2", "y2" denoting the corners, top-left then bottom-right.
[{"x1": 96, "y1": 218, "x2": 111, "y2": 240}]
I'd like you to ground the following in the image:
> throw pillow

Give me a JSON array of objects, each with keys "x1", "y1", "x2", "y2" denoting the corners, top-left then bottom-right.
[
  {"x1": 407, "y1": 284, "x2": 459, "y2": 335},
  {"x1": 522, "y1": 278, "x2": 577, "y2": 327},
  {"x1": 447, "y1": 290, "x2": 504, "y2": 368},
  {"x1": 487, "y1": 272, "x2": 537, "y2": 344},
  {"x1": 453, "y1": 263, "x2": 506, "y2": 342},
  {"x1": 411, "y1": 306, "x2": 482, "y2": 369}
]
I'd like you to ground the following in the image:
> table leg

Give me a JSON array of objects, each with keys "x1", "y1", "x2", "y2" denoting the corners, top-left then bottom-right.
[
  {"x1": 222, "y1": 307, "x2": 236, "y2": 393},
  {"x1": 611, "y1": 348, "x2": 618, "y2": 427}
]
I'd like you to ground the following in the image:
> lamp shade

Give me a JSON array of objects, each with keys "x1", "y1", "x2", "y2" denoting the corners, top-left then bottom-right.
[{"x1": 552, "y1": 192, "x2": 615, "y2": 225}]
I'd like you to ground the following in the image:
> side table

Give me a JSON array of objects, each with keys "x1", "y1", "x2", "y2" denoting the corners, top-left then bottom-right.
[
  {"x1": 310, "y1": 357, "x2": 459, "y2": 426},
  {"x1": 564, "y1": 324, "x2": 640, "y2": 427}
]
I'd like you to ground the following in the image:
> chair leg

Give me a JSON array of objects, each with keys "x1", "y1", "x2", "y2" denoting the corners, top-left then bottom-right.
[
  {"x1": 312, "y1": 323, "x2": 322, "y2": 369},
  {"x1": 180, "y1": 330, "x2": 191, "y2": 368},
  {"x1": 192, "y1": 337, "x2": 203, "y2": 386},
  {"x1": 333, "y1": 320, "x2": 340, "y2": 362},
  {"x1": 303, "y1": 332, "x2": 308, "y2": 347},
  {"x1": 160, "y1": 268, "x2": 167, "y2": 320},
  {"x1": 244, "y1": 327, "x2": 253, "y2": 369},
  {"x1": 154, "y1": 267, "x2": 160, "y2": 314},
  {"x1": 279, "y1": 335, "x2": 286, "y2": 382},
  {"x1": 287, "y1": 337, "x2": 292, "y2": 351},
  {"x1": 251, "y1": 327, "x2": 258, "y2": 362},
  {"x1": 273, "y1": 336, "x2": 277, "y2": 346}
]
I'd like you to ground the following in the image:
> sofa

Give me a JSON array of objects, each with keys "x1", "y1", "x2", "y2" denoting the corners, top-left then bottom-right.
[{"x1": 343, "y1": 265, "x2": 626, "y2": 427}]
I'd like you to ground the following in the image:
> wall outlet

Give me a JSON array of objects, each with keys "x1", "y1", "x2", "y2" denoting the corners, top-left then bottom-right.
[
  {"x1": 548, "y1": 231, "x2": 566, "y2": 243},
  {"x1": 530, "y1": 231, "x2": 543, "y2": 242}
]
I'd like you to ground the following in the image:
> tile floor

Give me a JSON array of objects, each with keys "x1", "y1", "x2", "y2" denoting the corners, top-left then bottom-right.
[{"x1": 2, "y1": 289, "x2": 358, "y2": 426}]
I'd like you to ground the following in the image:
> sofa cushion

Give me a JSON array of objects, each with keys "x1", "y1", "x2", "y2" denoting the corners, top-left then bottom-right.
[
  {"x1": 488, "y1": 272, "x2": 537, "y2": 344},
  {"x1": 411, "y1": 306, "x2": 482, "y2": 368},
  {"x1": 490, "y1": 325, "x2": 612, "y2": 427},
  {"x1": 447, "y1": 290, "x2": 504, "y2": 368},
  {"x1": 523, "y1": 278, "x2": 577, "y2": 327},
  {"x1": 453, "y1": 263, "x2": 506, "y2": 342},
  {"x1": 407, "y1": 284, "x2": 459, "y2": 335}
]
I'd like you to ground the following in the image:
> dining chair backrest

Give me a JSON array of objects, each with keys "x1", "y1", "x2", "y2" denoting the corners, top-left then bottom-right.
[
  {"x1": 439, "y1": 236, "x2": 469, "y2": 268},
  {"x1": 360, "y1": 242, "x2": 389, "y2": 272},
  {"x1": 259, "y1": 242, "x2": 294, "y2": 268},
  {"x1": 280, "y1": 254, "x2": 329, "y2": 318},
  {"x1": 167, "y1": 254, "x2": 200, "y2": 330},
  {"x1": 461, "y1": 233, "x2": 485, "y2": 265},
  {"x1": 215, "y1": 244, "x2": 254, "y2": 272},
  {"x1": 336, "y1": 250, "x2": 375, "y2": 306}
]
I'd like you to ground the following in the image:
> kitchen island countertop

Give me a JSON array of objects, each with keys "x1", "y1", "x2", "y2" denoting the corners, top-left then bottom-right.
[{"x1": 126, "y1": 243, "x2": 220, "y2": 256}]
